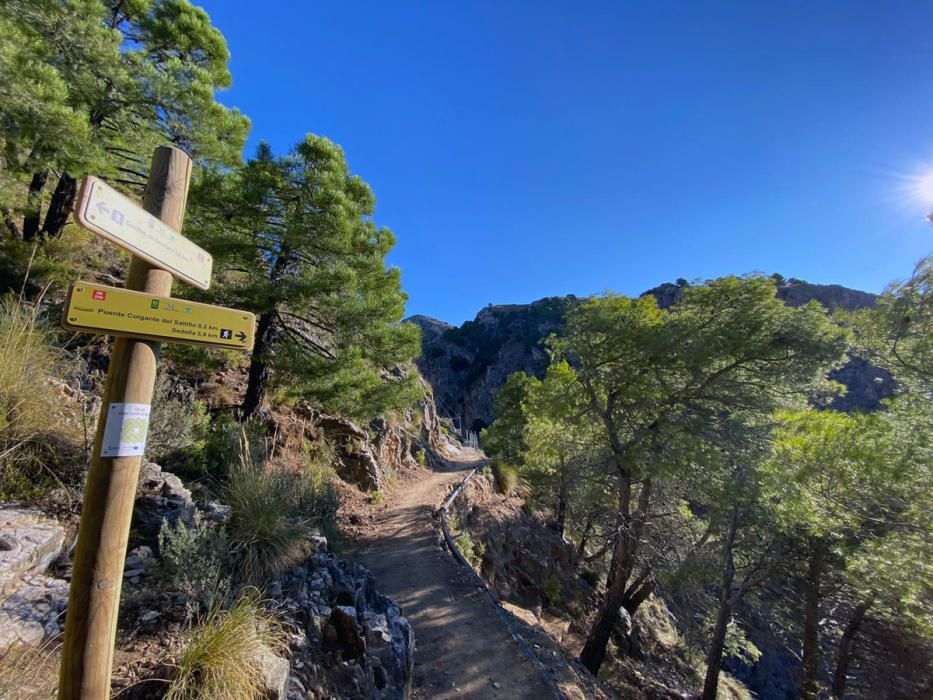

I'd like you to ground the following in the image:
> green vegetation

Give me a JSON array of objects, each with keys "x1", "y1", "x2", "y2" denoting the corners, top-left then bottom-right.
[
  {"x1": 484, "y1": 271, "x2": 933, "y2": 698},
  {"x1": 0, "y1": 295, "x2": 81, "y2": 499},
  {"x1": 188, "y1": 136, "x2": 422, "y2": 421},
  {"x1": 158, "y1": 514, "x2": 231, "y2": 616},
  {"x1": 225, "y1": 433, "x2": 337, "y2": 583},
  {"x1": 447, "y1": 514, "x2": 484, "y2": 568},
  {"x1": 166, "y1": 592, "x2": 287, "y2": 700},
  {"x1": 491, "y1": 461, "x2": 520, "y2": 496}
]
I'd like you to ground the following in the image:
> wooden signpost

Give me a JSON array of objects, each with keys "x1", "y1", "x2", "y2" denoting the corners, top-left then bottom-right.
[
  {"x1": 64, "y1": 282, "x2": 255, "y2": 350},
  {"x1": 57, "y1": 147, "x2": 251, "y2": 699},
  {"x1": 74, "y1": 176, "x2": 213, "y2": 290}
]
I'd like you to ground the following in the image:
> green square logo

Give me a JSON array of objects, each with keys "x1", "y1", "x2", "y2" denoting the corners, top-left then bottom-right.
[{"x1": 150, "y1": 299, "x2": 159, "y2": 309}]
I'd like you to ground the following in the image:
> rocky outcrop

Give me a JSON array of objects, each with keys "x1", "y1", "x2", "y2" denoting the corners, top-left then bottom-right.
[
  {"x1": 447, "y1": 473, "x2": 591, "y2": 614},
  {"x1": 410, "y1": 297, "x2": 578, "y2": 432},
  {"x1": 413, "y1": 278, "x2": 892, "y2": 428},
  {"x1": 293, "y1": 380, "x2": 450, "y2": 492},
  {"x1": 131, "y1": 462, "x2": 197, "y2": 550},
  {"x1": 273, "y1": 544, "x2": 414, "y2": 700},
  {"x1": 0, "y1": 506, "x2": 68, "y2": 656}
]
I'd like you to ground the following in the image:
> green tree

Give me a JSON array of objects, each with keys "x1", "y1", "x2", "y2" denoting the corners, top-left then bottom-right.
[
  {"x1": 549, "y1": 276, "x2": 847, "y2": 674},
  {"x1": 187, "y1": 136, "x2": 421, "y2": 421},
  {"x1": 0, "y1": 0, "x2": 248, "y2": 240},
  {"x1": 522, "y1": 361, "x2": 610, "y2": 541},
  {"x1": 763, "y1": 405, "x2": 931, "y2": 699},
  {"x1": 849, "y1": 255, "x2": 932, "y2": 392},
  {"x1": 481, "y1": 370, "x2": 534, "y2": 468},
  {"x1": 695, "y1": 420, "x2": 782, "y2": 700}
]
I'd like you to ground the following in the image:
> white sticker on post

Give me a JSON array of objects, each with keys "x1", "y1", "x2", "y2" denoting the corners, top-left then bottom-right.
[{"x1": 100, "y1": 403, "x2": 151, "y2": 457}]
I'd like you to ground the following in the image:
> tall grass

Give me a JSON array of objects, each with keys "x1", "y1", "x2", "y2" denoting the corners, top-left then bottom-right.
[
  {"x1": 492, "y1": 460, "x2": 520, "y2": 496},
  {"x1": 225, "y1": 431, "x2": 338, "y2": 582},
  {"x1": 0, "y1": 294, "x2": 79, "y2": 499},
  {"x1": 166, "y1": 592, "x2": 287, "y2": 700}
]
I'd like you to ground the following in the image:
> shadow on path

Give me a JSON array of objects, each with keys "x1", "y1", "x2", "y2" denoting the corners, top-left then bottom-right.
[{"x1": 352, "y1": 452, "x2": 553, "y2": 699}]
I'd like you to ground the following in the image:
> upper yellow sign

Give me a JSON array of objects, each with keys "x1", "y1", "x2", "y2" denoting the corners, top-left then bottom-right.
[
  {"x1": 74, "y1": 176, "x2": 212, "y2": 290},
  {"x1": 63, "y1": 282, "x2": 255, "y2": 351}
]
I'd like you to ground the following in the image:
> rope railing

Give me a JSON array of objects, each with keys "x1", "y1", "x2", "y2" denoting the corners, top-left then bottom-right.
[{"x1": 435, "y1": 462, "x2": 568, "y2": 700}]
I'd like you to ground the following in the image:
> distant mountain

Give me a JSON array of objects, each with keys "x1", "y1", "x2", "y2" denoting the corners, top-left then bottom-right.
[{"x1": 410, "y1": 278, "x2": 894, "y2": 432}]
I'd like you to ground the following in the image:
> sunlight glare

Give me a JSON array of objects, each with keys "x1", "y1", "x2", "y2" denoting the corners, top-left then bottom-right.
[{"x1": 914, "y1": 171, "x2": 933, "y2": 208}]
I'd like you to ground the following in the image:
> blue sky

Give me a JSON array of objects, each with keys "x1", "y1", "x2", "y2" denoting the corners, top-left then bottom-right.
[{"x1": 200, "y1": 0, "x2": 933, "y2": 324}]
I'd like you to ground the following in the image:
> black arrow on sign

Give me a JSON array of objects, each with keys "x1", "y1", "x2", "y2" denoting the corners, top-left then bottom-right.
[
  {"x1": 95, "y1": 202, "x2": 110, "y2": 216},
  {"x1": 236, "y1": 331, "x2": 247, "y2": 342}
]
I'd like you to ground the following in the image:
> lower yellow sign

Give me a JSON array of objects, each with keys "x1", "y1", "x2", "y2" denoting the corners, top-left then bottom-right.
[{"x1": 64, "y1": 282, "x2": 255, "y2": 351}]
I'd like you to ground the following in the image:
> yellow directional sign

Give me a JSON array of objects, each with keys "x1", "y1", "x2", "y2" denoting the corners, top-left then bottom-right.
[
  {"x1": 74, "y1": 176, "x2": 213, "y2": 290},
  {"x1": 63, "y1": 282, "x2": 255, "y2": 351}
]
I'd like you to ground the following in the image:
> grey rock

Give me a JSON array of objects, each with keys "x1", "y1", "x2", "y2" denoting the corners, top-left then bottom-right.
[
  {"x1": 131, "y1": 463, "x2": 196, "y2": 550},
  {"x1": 258, "y1": 648, "x2": 290, "y2": 700},
  {"x1": 0, "y1": 507, "x2": 69, "y2": 656}
]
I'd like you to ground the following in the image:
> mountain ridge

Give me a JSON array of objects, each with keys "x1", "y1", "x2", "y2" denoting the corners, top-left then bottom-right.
[{"x1": 409, "y1": 276, "x2": 893, "y2": 431}]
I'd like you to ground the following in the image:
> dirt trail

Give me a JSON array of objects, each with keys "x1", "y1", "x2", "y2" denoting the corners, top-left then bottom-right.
[{"x1": 351, "y1": 449, "x2": 554, "y2": 699}]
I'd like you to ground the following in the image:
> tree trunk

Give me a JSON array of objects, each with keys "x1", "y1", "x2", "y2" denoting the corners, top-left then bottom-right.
[
  {"x1": 40, "y1": 172, "x2": 77, "y2": 238},
  {"x1": 22, "y1": 171, "x2": 48, "y2": 241},
  {"x1": 579, "y1": 476, "x2": 652, "y2": 674},
  {"x1": 240, "y1": 310, "x2": 277, "y2": 419},
  {"x1": 575, "y1": 515, "x2": 593, "y2": 567},
  {"x1": 702, "y1": 505, "x2": 739, "y2": 700},
  {"x1": 580, "y1": 588, "x2": 626, "y2": 674},
  {"x1": 831, "y1": 596, "x2": 873, "y2": 699},
  {"x1": 801, "y1": 538, "x2": 826, "y2": 700},
  {"x1": 555, "y1": 454, "x2": 570, "y2": 536}
]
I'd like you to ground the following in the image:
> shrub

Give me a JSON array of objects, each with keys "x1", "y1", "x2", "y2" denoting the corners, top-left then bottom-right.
[
  {"x1": 166, "y1": 592, "x2": 287, "y2": 700},
  {"x1": 370, "y1": 490, "x2": 385, "y2": 504},
  {"x1": 146, "y1": 372, "x2": 210, "y2": 467},
  {"x1": 225, "y1": 430, "x2": 338, "y2": 582},
  {"x1": 581, "y1": 569, "x2": 600, "y2": 587},
  {"x1": 447, "y1": 514, "x2": 485, "y2": 568},
  {"x1": 184, "y1": 413, "x2": 265, "y2": 483},
  {"x1": 492, "y1": 461, "x2": 519, "y2": 496},
  {"x1": 158, "y1": 513, "x2": 231, "y2": 616},
  {"x1": 0, "y1": 294, "x2": 81, "y2": 499},
  {"x1": 542, "y1": 575, "x2": 562, "y2": 607}
]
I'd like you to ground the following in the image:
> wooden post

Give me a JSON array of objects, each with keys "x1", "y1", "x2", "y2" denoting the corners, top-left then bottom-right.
[{"x1": 58, "y1": 146, "x2": 192, "y2": 700}]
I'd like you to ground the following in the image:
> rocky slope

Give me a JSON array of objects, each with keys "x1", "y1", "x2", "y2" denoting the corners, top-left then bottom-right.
[{"x1": 411, "y1": 277, "x2": 893, "y2": 429}]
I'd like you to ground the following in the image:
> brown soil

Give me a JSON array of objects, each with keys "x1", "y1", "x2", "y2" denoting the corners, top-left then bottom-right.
[{"x1": 346, "y1": 448, "x2": 555, "y2": 699}]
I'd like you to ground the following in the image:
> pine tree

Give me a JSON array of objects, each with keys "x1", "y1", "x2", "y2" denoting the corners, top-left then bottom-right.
[
  {"x1": 0, "y1": 0, "x2": 249, "y2": 239},
  {"x1": 548, "y1": 276, "x2": 848, "y2": 674},
  {"x1": 187, "y1": 136, "x2": 421, "y2": 420}
]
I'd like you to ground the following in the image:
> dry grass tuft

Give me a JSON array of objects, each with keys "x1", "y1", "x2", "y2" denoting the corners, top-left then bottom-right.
[
  {"x1": 0, "y1": 294, "x2": 80, "y2": 499},
  {"x1": 166, "y1": 592, "x2": 287, "y2": 700},
  {"x1": 225, "y1": 430, "x2": 337, "y2": 582}
]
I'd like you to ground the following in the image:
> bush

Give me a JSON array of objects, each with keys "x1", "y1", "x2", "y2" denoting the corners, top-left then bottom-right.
[
  {"x1": 158, "y1": 513, "x2": 231, "y2": 616},
  {"x1": 447, "y1": 514, "x2": 485, "y2": 568},
  {"x1": 542, "y1": 575, "x2": 562, "y2": 607},
  {"x1": 492, "y1": 461, "x2": 519, "y2": 496},
  {"x1": 0, "y1": 294, "x2": 81, "y2": 499},
  {"x1": 166, "y1": 592, "x2": 287, "y2": 700},
  {"x1": 225, "y1": 430, "x2": 338, "y2": 582},
  {"x1": 581, "y1": 569, "x2": 601, "y2": 587},
  {"x1": 181, "y1": 413, "x2": 265, "y2": 483},
  {"x1": 146, "y1": 372, "x2": 210, "y2": 467}
]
